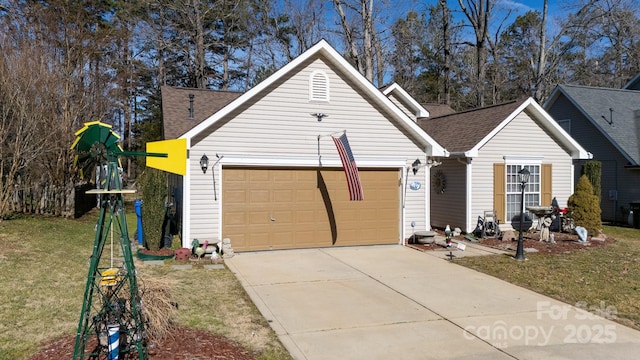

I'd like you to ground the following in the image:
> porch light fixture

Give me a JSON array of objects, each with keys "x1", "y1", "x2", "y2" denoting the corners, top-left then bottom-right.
[
  {"x1": 515, "y1": 167, "x2": 530, "y2": 261},
  {"x1": 411, "y1": 159, "x2": 422, "y2": 175},
  {"x1": 200, "y1": 154, "x2": 209, "y2": 174}
]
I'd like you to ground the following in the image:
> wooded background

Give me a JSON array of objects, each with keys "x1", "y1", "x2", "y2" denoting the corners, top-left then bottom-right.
[{"x1": 0, "y1": 0, "x2": 638, "y2": 218}]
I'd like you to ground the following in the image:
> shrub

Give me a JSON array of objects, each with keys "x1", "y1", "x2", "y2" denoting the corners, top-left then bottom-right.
[
  {"x1": 138, "y1": 168, "x2": 167, "y2": 251},
  {"x1": 582, "y1": 161, "x2": 602, "y2": 198},
  {"x1": 567, "y1": 175, "x2": 602, "y2": 236}
]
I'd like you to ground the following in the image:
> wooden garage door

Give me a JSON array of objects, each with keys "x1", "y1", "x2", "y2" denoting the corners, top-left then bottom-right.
[{"x1": 222, "y1": 167, "x2": 400, "y2": 251}]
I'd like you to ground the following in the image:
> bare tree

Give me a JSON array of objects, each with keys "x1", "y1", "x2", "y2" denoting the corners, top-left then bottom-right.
[
  {"x1": 332, "y1": 0, "x2": 389, "y2": 83},
  {"x1": 0, "y1": 39, "x2": 50, "y2": 216},
  {"x1": 458, "y1": 0, "x2": 492, "y2": 107}
]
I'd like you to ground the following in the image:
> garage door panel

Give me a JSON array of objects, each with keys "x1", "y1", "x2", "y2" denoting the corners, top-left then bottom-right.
[
  {"x1": 223, "y1": 168, "x2": 399, "y2": 251},
  {"x1": 295, "y1": 210, "x2": 318, "y2": 223},
  {"x1": 296, "y1": 189, "x2": 316, "y2": 202},
  {"x1": 249, "y1": 190, "x2": 270, "y2": 205},
  {"x1": 224, "y1": 211, "x2": 246, "y2": 225},
  {"x1": 224, "y1": 190, "x2": 247, "y2": 204},
  {"x1": 248, "y1": 211, "x2": 270, "y2": 225},
  {"x1": 273, "y1": 189, "x2": 293, "y2": 202},
  {"x1": 249, "y1": 171, "x2": 270, "y2": 182}
]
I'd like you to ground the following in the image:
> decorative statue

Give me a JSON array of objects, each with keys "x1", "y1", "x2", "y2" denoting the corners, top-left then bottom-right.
[{"x1": 539, "y1": 215, "x2": 554, "y2": 242}]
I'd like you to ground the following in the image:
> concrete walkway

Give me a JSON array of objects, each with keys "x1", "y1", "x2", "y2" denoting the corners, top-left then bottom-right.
[{"x1": 226, "y1": 245, "x2": 640, "y2": 359}]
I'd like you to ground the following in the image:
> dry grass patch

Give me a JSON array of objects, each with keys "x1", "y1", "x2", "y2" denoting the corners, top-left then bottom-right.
[{"x1": 140, "y1": 264, "x2": 284, "y2": 356}]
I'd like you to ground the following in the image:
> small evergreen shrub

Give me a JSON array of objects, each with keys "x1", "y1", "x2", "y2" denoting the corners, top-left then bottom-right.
[
  {"x1": 582, "y1": 161, "x2": 602, "y2": 198},
  {"x1": 567, "y1": 175, "x2": 602, "y2": 236},
  {"x1": 138, "y1": 168, "x2": 167, "y2": 251}
]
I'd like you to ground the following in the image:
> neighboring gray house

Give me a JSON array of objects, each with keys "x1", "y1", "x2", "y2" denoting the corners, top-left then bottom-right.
[
  {"x1": 544, "y1": 84, "x2": 640, "y2": 222},
  {"x1": 419, "y1": 98, "x2": 590, "y2": 233},
  {"x1": 161, "y1": 40, "x2": 447, "y2": 251}
]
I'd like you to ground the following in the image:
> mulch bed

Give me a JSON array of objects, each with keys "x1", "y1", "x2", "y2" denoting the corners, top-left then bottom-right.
[
  {"x1": 28, "y1": 326, "x2": 256, "y2": 360},
  {"x1": 406, "y1": 229, "x2": 610, "y2": 255}
]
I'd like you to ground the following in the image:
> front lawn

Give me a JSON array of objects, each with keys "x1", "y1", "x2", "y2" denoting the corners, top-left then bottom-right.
[
  {"x1": 0, "y1": 213, "x2": 290, "y2": 360},
  {"x1": 456, "y1": 225, "x2": 640, "y2": 331}
]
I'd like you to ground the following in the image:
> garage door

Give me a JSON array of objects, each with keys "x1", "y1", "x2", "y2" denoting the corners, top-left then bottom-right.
[{"x1": 222, "y1": 167, "x2": 400, "y2": 251}]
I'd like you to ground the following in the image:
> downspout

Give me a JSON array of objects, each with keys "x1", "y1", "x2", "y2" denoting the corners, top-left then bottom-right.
[
  {"x1": 456, "y1": 156, "x2": 473, "y2": 233},
  {"x1": 424, "y1": 158, "x2": 432, "y2": 232},
  {"x1": 182, "y1": 143, "x2": 191, "y2": 248}
]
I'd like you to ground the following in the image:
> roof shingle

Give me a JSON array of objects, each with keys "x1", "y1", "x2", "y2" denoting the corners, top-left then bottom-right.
[
  {"x1": 161, "y1": 86, "x2": 242, "y2": 139},
  {"x1": 418, "y1": 100, "x2": 523, "y2": 153}
]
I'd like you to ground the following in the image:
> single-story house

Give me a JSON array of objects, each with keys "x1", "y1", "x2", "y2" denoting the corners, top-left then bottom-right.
[
  {"x1": 544, "y1": 84, "x2": 640, "y2": 223},
  {"x1": 162, "y1": 40, "x2": 447, "y2": 251},
  {"x1": 418, "y1": 98, "x2": 591, "y2": 233}
]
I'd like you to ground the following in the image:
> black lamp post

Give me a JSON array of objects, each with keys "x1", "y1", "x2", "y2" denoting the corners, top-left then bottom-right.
[{"x1": 515, "y1": 167, "x2": 531, "y2": 261}]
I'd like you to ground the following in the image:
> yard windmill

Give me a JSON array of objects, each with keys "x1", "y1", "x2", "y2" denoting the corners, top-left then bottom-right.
[{"x1": 70, "y1": 121, "x2": 185, "y2": 359}]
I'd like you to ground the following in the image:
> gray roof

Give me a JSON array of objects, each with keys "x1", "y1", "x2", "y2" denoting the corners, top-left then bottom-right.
[{"x1": 552, "y1": 85, "x2": 640, "y2": 165}]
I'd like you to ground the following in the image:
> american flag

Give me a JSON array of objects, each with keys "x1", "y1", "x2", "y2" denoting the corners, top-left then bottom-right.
[{"x1": 332, "y1": 133, "x2": 363, "y2": 201}]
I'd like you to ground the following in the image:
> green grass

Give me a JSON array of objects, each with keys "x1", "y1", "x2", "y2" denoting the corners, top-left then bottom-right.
[
  {"x1": 0, "y1": 212, "x2": 291, "y2": 360},
  {"x1": 456, "y1": 225, "x2": 640, "y2": 330}
]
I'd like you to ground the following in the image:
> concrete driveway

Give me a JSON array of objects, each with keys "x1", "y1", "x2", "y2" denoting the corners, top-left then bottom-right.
[{"x1": 225, "y1": 245, "x2": 640, "y2": 359}]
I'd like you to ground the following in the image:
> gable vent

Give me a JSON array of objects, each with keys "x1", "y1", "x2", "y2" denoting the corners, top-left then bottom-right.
[{"x1": 309, "y1": 70, "x2": 329, "y2": 102}]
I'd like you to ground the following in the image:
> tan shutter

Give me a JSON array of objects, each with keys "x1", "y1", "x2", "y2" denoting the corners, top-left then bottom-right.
[
  {"x1": 493, "y1": 163, "x2": 506, "y2": 224},
  {"x1": 542, "y1": 163, "x2": 552, "y2": 207}
]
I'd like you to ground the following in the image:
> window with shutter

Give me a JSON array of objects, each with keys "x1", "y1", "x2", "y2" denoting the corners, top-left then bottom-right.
[
  {"x1": 309, "y1": 70, "x2": 329, "y2": 102},
  {"x1": 497, "y1": 157, "x2": 549, "y2": 224}
]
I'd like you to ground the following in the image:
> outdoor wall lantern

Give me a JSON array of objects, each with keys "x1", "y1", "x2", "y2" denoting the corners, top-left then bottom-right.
[
  {"x1": 411, "y1": 159, "x2": 422, "y2": 175},
  {"x1": 514, "y1": 167, "x2": 531, "y2": 261},
  {"x1": 200, "y1": 154, "x2": 209, "y2": 174}
]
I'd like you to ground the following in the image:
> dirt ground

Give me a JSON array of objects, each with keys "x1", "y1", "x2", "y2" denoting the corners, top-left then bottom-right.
[{"x1": 28, "y1": 326, "x2": 256, "y2": 360}]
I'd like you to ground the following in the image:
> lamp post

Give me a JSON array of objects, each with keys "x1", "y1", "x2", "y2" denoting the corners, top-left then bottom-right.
[{"x1": 515, "y1": 167, "x2": 530, "y2": 261}]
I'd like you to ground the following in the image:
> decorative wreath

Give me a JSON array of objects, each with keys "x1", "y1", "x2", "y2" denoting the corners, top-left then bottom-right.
[{"x1": 433, "y1": 170, "x2": 447, "y2": 194}]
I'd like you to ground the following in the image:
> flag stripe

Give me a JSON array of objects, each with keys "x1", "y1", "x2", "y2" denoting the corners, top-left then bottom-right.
[{"x1": 332, "y1": 133, "x2": 363, "y2": 201}]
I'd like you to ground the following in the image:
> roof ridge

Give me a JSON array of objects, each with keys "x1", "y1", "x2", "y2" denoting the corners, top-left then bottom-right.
[
  {"x1": 560, "y1": 84, "x2": 640, "y2": 94},
  {"x1": 427, "y1": 100, "x2": 519, "y2": 120},
  {"x1": 163, "y1": 85, "x2": 243, "y2": 94}
]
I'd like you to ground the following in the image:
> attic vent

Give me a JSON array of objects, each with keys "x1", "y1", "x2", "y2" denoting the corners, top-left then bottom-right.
[{"x1": 309, "y1": 70, "x2": 329, "y2": 102}]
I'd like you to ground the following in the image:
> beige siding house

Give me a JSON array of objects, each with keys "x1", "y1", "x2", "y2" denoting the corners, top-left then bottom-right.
[
  {"x1": 419, "y1": 98, "x2": 590, "y2": 233},
  {"x1": 163, "y1": 40, "x2": 446, "y2": 251}
]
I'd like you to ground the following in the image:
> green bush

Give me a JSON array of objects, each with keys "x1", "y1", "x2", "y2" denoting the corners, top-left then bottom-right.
[
  {"x1": 138, "y1": 168, "x2": 167, "y2": 251},
  {"x1": 568, "y1": 175, "x2": 602, "y2": 236},
  {"x1": 582, "y1": 161, "x2": 602, "y2": 198}
]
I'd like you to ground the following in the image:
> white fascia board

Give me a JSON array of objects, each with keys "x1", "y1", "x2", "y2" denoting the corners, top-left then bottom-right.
[
  {"x1": 525, "y1": 98, "x2": 590, "y2": 159},
  {"x1": 216, "y1": 153, "x2": 408, "y2": 168},
  {"x1": 181, "y1": 40, "x2": 331, "y2": 140},
  {"x1": 181, "y1": 40, "x2": 447, "y2": 158},
  {"x1": 302, "y1": 45, "x2": 447, "y2": 157},
  {"x1": 470, "y1": 98, "x2": 589, "y2": 160},
  {"x1": 382, "y1": 83, "x2": 430, "y2": 118}
]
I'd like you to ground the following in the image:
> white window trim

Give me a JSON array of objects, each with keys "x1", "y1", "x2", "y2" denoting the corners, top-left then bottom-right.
[
  {"x1": 309, "y1": 70, "x2": 330, "y2": 102},
  {"x1": 504, "y1": 156, "x2": 543, "y2": 224},
  {"x1": 503, "y1": 156, "x2": 543, "y2": 165}
]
